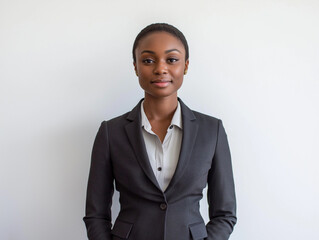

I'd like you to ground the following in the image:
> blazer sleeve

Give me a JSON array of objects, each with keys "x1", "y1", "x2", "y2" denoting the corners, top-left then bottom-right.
[
  {"x1": 83, "y1": 121, "x2": 114, "y2": 240},
  {"x1": 206, "y1": 120, "x2": 237, "y2": 240}
]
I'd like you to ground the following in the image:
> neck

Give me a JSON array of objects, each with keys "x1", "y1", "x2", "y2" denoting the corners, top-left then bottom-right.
[{"x1": 143, "y1": 94, "x2": 178, "y2": 121}]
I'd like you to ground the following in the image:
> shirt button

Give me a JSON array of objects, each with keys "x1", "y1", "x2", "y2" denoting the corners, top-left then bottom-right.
[
  {"x1": 160, "y1": 203, "x2": 167, "y2": 210},
  {"x1": 157, "y1": 167, "x2": 162, "y2": 171},
  {"x1": 169, "y1": 125, "x2": 173, "y2": 129}
]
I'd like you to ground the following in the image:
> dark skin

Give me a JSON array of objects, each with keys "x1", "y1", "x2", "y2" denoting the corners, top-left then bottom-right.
[{"x1": 133, "y1": 32, "x2": 189, "y2": 142}]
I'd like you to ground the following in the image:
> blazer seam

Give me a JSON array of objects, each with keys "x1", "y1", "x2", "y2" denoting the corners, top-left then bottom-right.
[
  {"x1": 212, "y1": 119, "x2": 221, "y2": 164},
  {"x1": 104, "y1": 121, "x2": 114, "y2": 177}
]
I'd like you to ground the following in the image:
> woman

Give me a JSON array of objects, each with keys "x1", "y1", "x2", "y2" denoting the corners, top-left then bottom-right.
[{"x1": 84, "y1": 23, "x2": 237, "y2": 240}]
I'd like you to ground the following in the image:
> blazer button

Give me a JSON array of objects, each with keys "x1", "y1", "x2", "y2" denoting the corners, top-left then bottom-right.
[{"x1": 160, "y1": 203, "x2": 167, "y2": 210}]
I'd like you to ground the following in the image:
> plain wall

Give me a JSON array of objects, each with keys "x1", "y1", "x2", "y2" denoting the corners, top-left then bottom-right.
[{"x1": 1, "y1": 0, "x2": 318, "y2": 239}]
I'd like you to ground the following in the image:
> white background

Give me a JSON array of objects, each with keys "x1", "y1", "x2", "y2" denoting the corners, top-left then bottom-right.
[{"x1": 1, "y1": 0, "x2": 318, "y2": 239}]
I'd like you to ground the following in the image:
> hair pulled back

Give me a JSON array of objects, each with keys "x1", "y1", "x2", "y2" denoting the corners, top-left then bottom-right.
[{"x1": 132, "y1": 23, "x2": 189, "y2": 62}]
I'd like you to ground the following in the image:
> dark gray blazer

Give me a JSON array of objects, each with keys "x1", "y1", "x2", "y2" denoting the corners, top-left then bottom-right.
[{"x1": 83, "y1": 98, "x2": 236, "y2": 240}]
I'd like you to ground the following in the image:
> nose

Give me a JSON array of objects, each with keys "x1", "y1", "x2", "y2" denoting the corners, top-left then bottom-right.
[{"x1": 153, "y1": 60, "x2": 168, "y2": 75}]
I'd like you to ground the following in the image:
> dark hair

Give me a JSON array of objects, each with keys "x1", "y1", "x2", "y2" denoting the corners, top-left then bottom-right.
[{"x1": 132, "y1": 23, "x2": 189, "y2": 62}]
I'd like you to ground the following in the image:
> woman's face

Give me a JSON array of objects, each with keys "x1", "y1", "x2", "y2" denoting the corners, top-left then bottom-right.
[{"x1": 134, "y1": 31, "x2": 189, "y2": 100}]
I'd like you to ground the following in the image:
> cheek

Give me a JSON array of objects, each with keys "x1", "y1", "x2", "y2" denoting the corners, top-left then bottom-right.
[
  {"x1": 171, "y1": 65, "x2": 185, "y2": 77},
  {"x1": 138, "y1": 79, "x2": 147, "y2": 91},
  {"x1": 138, "y1": 66, "x2": 152, "y2": 77}
]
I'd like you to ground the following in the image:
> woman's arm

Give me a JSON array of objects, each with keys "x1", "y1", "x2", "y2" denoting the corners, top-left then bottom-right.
[
  {"x1": 206, "y1": 120, "x2": 237, "y2": 240},
  {"x1": 83, "y1": 121, "x2": 114, "y2": 240}
]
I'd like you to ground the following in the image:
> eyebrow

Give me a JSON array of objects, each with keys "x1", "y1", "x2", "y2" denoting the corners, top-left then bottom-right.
[
  {"x1": 165, "y1": 49, "x2": 181, "y2": 54},
  {"x1": 141, "y1": 49, "x2": 181, "y2": 54}
]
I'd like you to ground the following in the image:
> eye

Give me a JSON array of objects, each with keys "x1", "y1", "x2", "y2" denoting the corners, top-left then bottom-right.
[
  {"x1": 167, "y1": 58, "x2": 179, "y2": 63},
  {"x1": 142, "y1": 58, "x2": 154, "y2": 64}
]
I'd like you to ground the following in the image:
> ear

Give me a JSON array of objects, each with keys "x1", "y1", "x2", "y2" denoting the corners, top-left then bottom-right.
[
  {"x1": 133, "y1": 62, "x2": 138, "y2": 76},
  {"x1": 184, "y1": 59, "x2": 189, "y2": 73}
]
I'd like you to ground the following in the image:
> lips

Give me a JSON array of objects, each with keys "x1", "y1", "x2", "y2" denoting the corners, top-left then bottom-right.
[
  {"x1": 151, "y1": 79, "x2": 172, "y2": 83},
  {"x1": 151, "y1": 79, "x2": 172, "y2": 87}
]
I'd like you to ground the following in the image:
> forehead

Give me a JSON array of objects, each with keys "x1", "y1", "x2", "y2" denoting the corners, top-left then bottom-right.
[{"x1": 136, "y1": 31, "x2": 185, "y2": 53}]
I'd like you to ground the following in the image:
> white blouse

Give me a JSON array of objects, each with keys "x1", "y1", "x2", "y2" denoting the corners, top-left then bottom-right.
[{"x1": 140, "y1": 101, "x2": 183, "y2": 191}]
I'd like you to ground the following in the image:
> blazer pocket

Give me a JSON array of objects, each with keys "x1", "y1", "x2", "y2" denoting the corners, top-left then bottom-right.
[
  {"x1": 111, "y1": 219, "x2": 133, "y2": 239},
  {"x1": 189, "y1": 222, "x2": 208, "y2": 240}
]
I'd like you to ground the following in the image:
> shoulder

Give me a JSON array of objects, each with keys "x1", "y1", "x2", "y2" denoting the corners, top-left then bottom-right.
[
  {"x1": 99, "y1": 111, "x2": 130, "y2": 129},
  {"x1": 191, "y1": 110, "x2": 224, "y2": 137},
  {"x1": 192, "y1": 110, "x2": 220, "y2": 123},
  {"x1": 99, "y1": 99, "x2": 142, "y2": 129},
  {"x1": 179, "y1": 98, "x2": 221, "y2": 126}
]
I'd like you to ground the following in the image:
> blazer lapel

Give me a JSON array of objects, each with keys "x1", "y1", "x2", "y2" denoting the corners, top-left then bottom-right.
[
  {"x1": 125, "y1": 100, "x2": 162, "y2": 191},
  {"x1": 165, "y1": 98, "x2": 199, "y2": 193}
]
